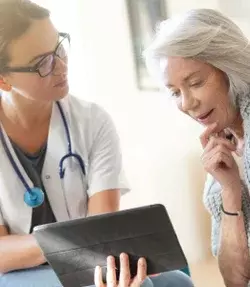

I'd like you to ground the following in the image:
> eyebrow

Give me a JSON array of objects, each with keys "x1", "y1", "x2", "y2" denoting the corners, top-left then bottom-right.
[
  {"x1": 28, "y1": 33, "x2": 60, "y2": 64},
  {"x1": 166, "y1": 70, "x2": 201, "y2": 88},
  {"x1": 183, "y1": 70, "x2": 201, "y2": 82}
]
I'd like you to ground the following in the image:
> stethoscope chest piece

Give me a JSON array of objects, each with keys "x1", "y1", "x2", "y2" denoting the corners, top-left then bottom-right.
[{"x1": 24, "y1": 187, "x2": 44, "y2": 208}]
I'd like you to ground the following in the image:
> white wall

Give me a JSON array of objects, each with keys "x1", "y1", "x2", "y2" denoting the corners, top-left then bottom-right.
[
  {"x1": 64, "y1": 0, "x2": 216, "y2": 263},
  {"x1": 35, "y1": 0, "x2": 250, "y2": 264}
]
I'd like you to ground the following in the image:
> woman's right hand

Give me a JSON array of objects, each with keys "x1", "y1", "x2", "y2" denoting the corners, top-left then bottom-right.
[
  {"x1": 95, "y1": 253, "x2": 147, "y2": 287},
  {"x1": 200, "y1": 122, "x2": 241, "y2": 191}
]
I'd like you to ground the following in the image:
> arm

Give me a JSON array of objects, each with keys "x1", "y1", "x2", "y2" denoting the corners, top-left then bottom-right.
[
  {"x1": 0, "y1": 188, "x2": 120, "y2": 274},
  {"x1": 204, "y1": 177, "x2": 250, "y2": 286},
  {"x1": 218, "y1": 185, "x2": 250, "y2": 287},
  {"x1": 87, "y1": 104, "x2": 129, "y2": 209},
  {"x1": 0, "y1": 225, "x2": 46, "y2": 274},
  {"x1": 201, "y1": 125, "x2": 250, "y2": 286},
  {"x1": 0, "y1": 189, "x2": 120, "y2": 274},
  {"x1": 88, "y1": 189, "x2": 120, "y2": 216}
]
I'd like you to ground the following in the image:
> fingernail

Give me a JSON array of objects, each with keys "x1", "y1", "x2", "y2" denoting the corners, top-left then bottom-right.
[
  {"x1": 95, "y1": 265, "x2": 101, "y2": 273},
  {"x1": 139, "y1": 257, "x2": 146, "y2": 265},
  {"x1": 120, "y1": 253, "x2": 127, "y2": 259},
  {"x1": 107, "y1": 256, "x2": 113, "y2": 263}
]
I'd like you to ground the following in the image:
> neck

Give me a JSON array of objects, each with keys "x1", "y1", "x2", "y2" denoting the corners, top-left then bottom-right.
[
  {"x1": 0, "y1": 91, "x2": 52, "y2": 129},
  {"x1": 227, "y1": 112, "x2": 244, "y2": 140}
]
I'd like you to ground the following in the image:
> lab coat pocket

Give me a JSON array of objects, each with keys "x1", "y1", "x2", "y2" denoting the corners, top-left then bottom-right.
[{"x1": 61, "y1": 158, "x2": 88, "y2": 219}]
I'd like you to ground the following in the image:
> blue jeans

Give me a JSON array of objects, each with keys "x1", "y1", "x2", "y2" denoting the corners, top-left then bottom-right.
[{"x1": 0, "y1": 266, "x2": 194, "y2": 287}]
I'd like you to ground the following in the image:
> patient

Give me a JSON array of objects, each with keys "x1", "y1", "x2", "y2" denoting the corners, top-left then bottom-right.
[{"x1": 144, "y1": 8, "x2": 250, "y2": 287}]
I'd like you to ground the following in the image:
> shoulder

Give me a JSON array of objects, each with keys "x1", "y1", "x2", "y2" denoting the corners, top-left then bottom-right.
[
  {"x1": 64, "y1": 95, "x2": 119, "y2": 148},
  {"x1": 66, "y1": 95, "x2": 113, "y2": 126},
  {"x1": 237, "y1": 94, "x2": 250, "y2": 123}
]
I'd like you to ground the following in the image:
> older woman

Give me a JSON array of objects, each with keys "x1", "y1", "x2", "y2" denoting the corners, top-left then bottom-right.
[{"x1": 145, "y1": 8, "x2": 250, "y2": 287}]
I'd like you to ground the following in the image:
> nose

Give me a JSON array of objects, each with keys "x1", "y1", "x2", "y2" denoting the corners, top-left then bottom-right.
[
  {"x1": 53, "y1": 56, "x2": 68, "y2": 76},
  {"x1": 179, "y1": 92, "x2": 198, "y2": 113}
]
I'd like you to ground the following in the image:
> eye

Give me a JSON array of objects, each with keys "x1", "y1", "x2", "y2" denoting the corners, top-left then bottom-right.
[
  {"x1": 38, "y1": 55, "x2": 53, "y2": 68},
  {"x1": 170, "y1": 90, "x2": 180, "y2": 97},
  {"x1": 190, "y1": 80, "x2": 203, "y2": 87}
]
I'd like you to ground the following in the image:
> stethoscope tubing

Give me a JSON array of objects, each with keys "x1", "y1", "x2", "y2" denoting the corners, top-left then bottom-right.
[{"x1": 0, "y1": 101, "x2": 86, "y2": 196}]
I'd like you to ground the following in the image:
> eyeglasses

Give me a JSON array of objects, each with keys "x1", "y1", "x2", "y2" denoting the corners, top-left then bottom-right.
[{"x1": 1, "y1": 32, "x2": 70, "y2": 77}]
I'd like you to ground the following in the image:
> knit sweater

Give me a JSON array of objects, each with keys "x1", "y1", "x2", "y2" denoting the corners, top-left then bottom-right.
[{"x1": 203, "y1": 95, "x2": 250, "y2": 256}]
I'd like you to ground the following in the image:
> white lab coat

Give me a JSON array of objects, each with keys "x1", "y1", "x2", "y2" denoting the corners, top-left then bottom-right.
[{"x1": 0, "y1": 95, "x2": 129, "y2": 235}]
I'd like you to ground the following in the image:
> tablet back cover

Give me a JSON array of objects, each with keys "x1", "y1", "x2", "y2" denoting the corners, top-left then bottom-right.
[{"x1": 34, "y1": 204, "x2": 187, "y2": 287}]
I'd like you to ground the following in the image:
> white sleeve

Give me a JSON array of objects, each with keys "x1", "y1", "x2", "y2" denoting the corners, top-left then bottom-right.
[{"x1": 87, "y1": 104, "x2": 130, "y2": 197}]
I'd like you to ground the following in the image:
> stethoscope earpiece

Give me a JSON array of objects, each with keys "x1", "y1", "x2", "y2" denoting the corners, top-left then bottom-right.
[{"x1": 24, "y1": 187, "x2": 45, "y2": 208}]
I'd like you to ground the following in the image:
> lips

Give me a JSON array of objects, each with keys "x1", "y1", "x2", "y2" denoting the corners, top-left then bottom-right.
[
  {"x1": 196, "y1": 109, "x2": 214, "y2": 123},
  {"x1": 54, "y1": 79, "x2": 67, "y2": 87}
]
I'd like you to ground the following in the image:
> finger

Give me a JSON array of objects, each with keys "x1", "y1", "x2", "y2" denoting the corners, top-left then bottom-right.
[
  {"x1": 200, "y1": 122, "x2": 218, "y2": 148},
  {"x1": 136, "y1": 257, "x2": 147, "y2": 284},
  {"x1": 95, "y1": 266, "x2": 105, "y2": 287},
  {"x1": 119, "y1": 253, "x2": 131, "y2": 287},
  {"x1": 202, "y1": 143, "x2": 233, "y2": 163},
  {"x1": 215, "y1": 151, "x2": 234, "y2": 169},
  {"x1": 202, "y1": 141, "x2": 235, "y2": 170},
  {"x1": 205, "y1": 151, "x2": 233, "y2": 172},
  {"x1": 218, "y1": 131, "x2": 234, "y2": 141},
  {"x1": 106, "y1": 256, "x2": 117, "y2": 287},
  {"x1": 203, "y1": 137, "x2": 236, "y2": 154}
]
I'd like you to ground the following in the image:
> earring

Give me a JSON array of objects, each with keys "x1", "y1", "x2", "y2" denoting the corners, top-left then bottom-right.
[{"x1": 0, "y1": 79, "x2": 12, "y2": 91}]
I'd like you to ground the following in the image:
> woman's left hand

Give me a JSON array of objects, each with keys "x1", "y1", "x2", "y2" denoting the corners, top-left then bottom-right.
[{"x1": 94, "y1": 253, "x2": 147, "y2": 287}]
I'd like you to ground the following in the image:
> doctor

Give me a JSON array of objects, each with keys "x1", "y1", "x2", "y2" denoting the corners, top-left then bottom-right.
[
  {"x1": 0, "y1": 0, "x2": 129, "y2": 276},
  {"x1": 0, "y1": 1, "x2": 194, "y2": 287}
]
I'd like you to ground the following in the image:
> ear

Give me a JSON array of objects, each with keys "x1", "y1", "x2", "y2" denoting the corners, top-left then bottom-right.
[{"x1": 0, "y1": 76, "x2": 12, "y2": 92}]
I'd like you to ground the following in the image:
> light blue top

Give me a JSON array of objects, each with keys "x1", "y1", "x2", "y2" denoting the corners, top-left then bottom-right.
[{"x1": 203, "y1": 94, "x2": 250, "y2": 256}]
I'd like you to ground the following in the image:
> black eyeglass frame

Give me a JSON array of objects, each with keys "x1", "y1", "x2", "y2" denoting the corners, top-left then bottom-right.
[{"x1": 0, "y1": 32, "x2": 70, "y2": 77}]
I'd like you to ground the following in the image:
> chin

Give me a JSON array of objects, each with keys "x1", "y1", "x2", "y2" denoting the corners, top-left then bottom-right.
[
  {"x1": 53, "y1": 86, "x2": 69, "y2": 101},
  {"x1": 210, "y1": 121, "x2": 229, "y2": 133}
]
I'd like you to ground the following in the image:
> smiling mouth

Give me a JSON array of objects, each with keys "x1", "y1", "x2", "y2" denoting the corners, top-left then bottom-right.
[
  {"x1": 196, "y1": 109, "x2": 214, "y2": 122},
  {"x1": 54, "y1": 80, "x2": 67, "y2": 87}
]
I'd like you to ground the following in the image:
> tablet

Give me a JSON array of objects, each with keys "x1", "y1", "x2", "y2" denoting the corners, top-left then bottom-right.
[{"x1": 33, "y1": 204, "x2": 187, "y2": 287}]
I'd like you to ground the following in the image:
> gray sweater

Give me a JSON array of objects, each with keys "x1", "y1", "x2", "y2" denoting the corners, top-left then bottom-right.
[{"x1": 203, "y1": 95, "x2": 250, "y2": 256}]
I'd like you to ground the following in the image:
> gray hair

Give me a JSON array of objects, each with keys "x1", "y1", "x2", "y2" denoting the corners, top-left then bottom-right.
[{"x1": 144, "y1": 8, "x2": 250, "y2": 105}]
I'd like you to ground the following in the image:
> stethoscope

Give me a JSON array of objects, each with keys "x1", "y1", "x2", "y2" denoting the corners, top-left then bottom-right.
[{"x1": 0, "y1": 101, "x2": 86, "y2": 208}]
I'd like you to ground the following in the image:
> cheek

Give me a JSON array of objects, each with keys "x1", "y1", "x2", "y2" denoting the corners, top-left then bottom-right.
[
  {"x1": 12, "y1": 75, "x2": 51, "y2": 94},
  {"x1": 209, "y1": 86, "x2": 230, "y2": 109},
  {"x1": 204, "y1": 75, "x2": 229, "y2": 105}
]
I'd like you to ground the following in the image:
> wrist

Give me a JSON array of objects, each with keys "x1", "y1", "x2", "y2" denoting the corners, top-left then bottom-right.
[
  {"x1": 222, "y1": 197, "x2": 242, "y2": 212},
  {"x1": 221, "y1": 180, "x2": 242, "y2": 192},
  {"x1": 220, "y1": 203, "x2": 242, "y2": 217},
  {"x1": 221, "y1": 185, "x2": 242, "y2": 210}
]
